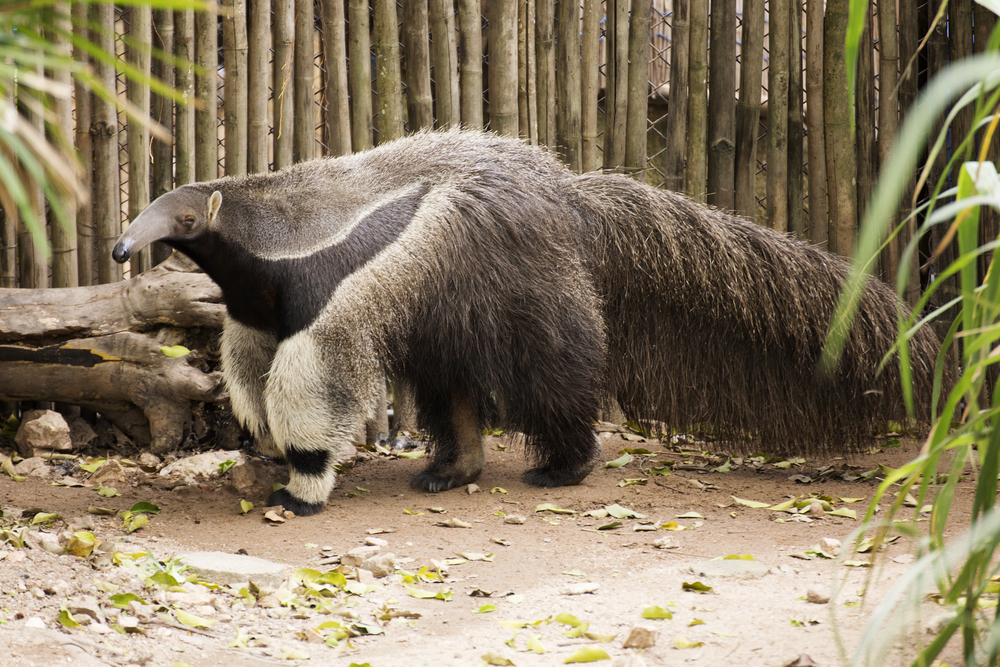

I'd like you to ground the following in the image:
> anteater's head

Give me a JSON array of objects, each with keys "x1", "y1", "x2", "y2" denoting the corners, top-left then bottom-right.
[{"x1": 112, "y1": 186, "x2": 222, "y2": 264}]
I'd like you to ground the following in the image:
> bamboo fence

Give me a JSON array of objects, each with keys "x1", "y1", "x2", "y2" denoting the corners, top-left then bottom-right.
[{"x1": 1, "y1": 0, "x2": 995, "y2": 312}]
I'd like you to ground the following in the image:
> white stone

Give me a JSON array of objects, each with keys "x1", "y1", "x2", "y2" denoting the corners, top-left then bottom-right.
[
  {"x1": 685, "y1": 558, "x2": 770, "y2": 579},
  {"x1": 15, "y1": 410, "x2": 72, "y2": 457},
  {"x1": 560, "y1": 582, "x2": 599, "y2": 595},
  {"x1": 342, "y1": 545, "x2": 381, "y2": 567},
  {"x1": 178, "y1": 551, "x2": 286, "y2": 588},
  {"x1": 360, "y1": 552, "x2": 396, "y2": 578},
  {"x1": 159, "y1": 451, "x2": 245, "y2": 483}
]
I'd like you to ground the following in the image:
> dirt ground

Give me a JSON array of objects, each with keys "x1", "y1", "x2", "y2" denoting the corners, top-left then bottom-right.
[{"x1": 0, "y1": 426, "x2": 969, "y2": 667}]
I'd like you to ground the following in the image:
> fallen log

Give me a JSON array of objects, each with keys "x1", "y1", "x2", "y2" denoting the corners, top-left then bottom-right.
[{"x1": 0, "y1": 254, "x2": 226, "y2": 453}]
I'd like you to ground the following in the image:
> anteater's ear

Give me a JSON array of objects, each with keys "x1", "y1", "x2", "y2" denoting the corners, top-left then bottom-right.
[{"x1": 208, "y1": 190, "x2": 223, "y2": 225}]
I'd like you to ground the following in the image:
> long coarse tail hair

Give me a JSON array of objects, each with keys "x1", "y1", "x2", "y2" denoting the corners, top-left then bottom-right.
[{"x1": 564, "y1": 171, "x2": 942, "y2": 455}]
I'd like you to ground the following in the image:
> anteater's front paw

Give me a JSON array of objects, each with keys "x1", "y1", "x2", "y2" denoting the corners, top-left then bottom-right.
[
  {"x1": 267, "y1": 487, "x2": 326, "y2": 516},
  {"x1": 411, "y1": 469, "x2": 476, "y2": 493}
]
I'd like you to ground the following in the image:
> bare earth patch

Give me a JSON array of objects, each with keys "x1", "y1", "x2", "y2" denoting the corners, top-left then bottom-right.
[{"x1": 0, "y1": 430, "x2": 969, "y2": 667}]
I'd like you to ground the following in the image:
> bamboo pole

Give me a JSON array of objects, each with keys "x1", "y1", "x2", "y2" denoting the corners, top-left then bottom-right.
[
  {"x1": 128, "y1": 5, "x2": 152, "y2": 275},
  {"x1": 664, "y1": 0, "x2": 689, "y2": 191},
  {"x1": 150, "y1": 8, "x2": 174, "y2": 267},
  {"x1": 685, "y1": 0, "x2": 708, "y2": 200},
  {"x1": 707, "y1": 0, "x2": 736, "y2": 210},
  {"x1": 374, "y1": 0, "x2": 405, "y2": 143},
  {"x1": 788, "y1": 0, "x2": 804, "y2": 238},
  {"x1": 974, "y1": 0, "x2": 997, "y2": 287},
  {"x1": 556, "y1": 0, "x2": 582, "y2": 170},
  {"x1": 767, "y1": 0, "x2": 789, "y2": 232},
  {"x1": 581, "y1": 0, "x2": 600, "y2": 171},
  {"x1": 50, "y1": 0, "x2": 77, "y2": 287},
  {"x1": 175, "y1": 8, "x2": 196, "y2": 185},
  {"x1": 293, "y1": 0, "x2": 315, "y2": 161},
  {"x1": 603, "y1": 0, "x2": 628, "y2": 170},
  {"x1": 823, "y1": 0, "x2": 857, "y2": 256},
  {"x1": 1, "y1": 74, "x2": 16, "y2": 287},
  {"x1": 805, "y1": 0, "x2": 827, "y2": 246},
  {"x1": 273, "y1": 0, "x2": 295, "y2": 168},
  {"x1": 458, "y1": 0, "x2": 483, "y2": 129},
  {"x1": 223, "y1": 0, "x2": 249, "y2": 175},
  {"x1": 624, "y1": 0, "x2": 651, "y2": 180},
  {"x1": 734, "y1": 0, "x2": 764, "y2": 217},
  {"x1": 877, "y1": 0, "x2": 900, "y2": 282},
  {"x1": 526, "y1": 0, "x2": 538, "y2": 143},
  {"x1": 322, "y1": 0, "x2": 351, "y2": 154},
  {"x1": 896, "y1": 0, "x2": 919, "y2": 302},
  {"x1": 195, "y1": 4, "x2": 219, "y2": 181},
  {"x1": 535, "y1": 0, "x2": 555, "y2": 145},
  {"x1": 429, "y1": 0, "x2": 461, "y2": 129},
  {"x1": 855, "y1": 9, "x2": 875, "y2": 228},
  {"x1": 347, "y1": 0, "x2": 373, "y2": 150},
  {"x1": 517, "y1": 0, "x2": 528, "y2": 138},
  {"x1": 950, "y1": 0, "x2": 974, "y2": 161},
  {"x1": 93, "y1": 2, "x2": 121, "y2": 284},
  {"x1": 404, "y1": 0, "x2": 434, "y2": 131},
  {"x1": 248, "y1": 0, "x2": 270, "y2": 171},
  {"x1": 487, "y1": 0, "x2": 518, "y2": 137},
  {"x1": 72, "y1": 1, "x2": 94, "y2": 285}
]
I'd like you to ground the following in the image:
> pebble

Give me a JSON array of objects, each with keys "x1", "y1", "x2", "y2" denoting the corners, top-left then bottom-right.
[
  {"x1": 24, "y1": 616, "x2": 45, "y2": 629},
  {"x1": 819, "y1": 537, "x2": 842, "y2": 555},
  {"x1": 622, "y1": 625, "x2": 657, "y2": 648},
  {"x1": 365, "y1": 537, "x2": 389, "y2": 548},
  {"x1": 360, "y1": 552, "x2": 396, "y2": 578},
  {"x1": 651, "y1": 537, "x2": 674, "y2": 549},
  {"x1": 560, "y1": 582, "x2": 600, "y2": 595},
  {"x1": 806, "y1": 502, "x2": 826, "y2": 516},
  {"x1": 342, "y1": 545, "x2": 381, "y2": 567},
  {"x1": 503, "y1": 515, "x2": 526, "y2": 525},
  {"x1": 806, "y1": 587, "x2": 831, "y2": 604}
]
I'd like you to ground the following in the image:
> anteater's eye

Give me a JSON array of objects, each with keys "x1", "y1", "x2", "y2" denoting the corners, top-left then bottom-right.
[{"x1": 180, "y1": 214, "x2": 196, "y2": 229}]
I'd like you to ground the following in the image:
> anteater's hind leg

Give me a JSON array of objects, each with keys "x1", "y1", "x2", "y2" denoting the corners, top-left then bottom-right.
[
  {"x1": 411, "y1": 390, "x2": 485, "y2": 492},
  {"x1": 522, "y1": 414, "x2": 600, "y2": 487}
]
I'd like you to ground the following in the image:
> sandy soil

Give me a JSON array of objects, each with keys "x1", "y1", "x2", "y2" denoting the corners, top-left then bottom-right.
[{"x1": 0, "y1": 428, "x2": 968, "y2": 667}]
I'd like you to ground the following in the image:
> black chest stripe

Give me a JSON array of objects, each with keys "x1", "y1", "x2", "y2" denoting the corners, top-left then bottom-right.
[{"x1": 216, "y1": 184, "x2": 431, "y2": 340}]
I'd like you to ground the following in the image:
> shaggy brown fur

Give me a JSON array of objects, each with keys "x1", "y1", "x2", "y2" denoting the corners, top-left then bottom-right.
[{"x1": 112, "y1": 130, "x2": 942, "y2": 515}]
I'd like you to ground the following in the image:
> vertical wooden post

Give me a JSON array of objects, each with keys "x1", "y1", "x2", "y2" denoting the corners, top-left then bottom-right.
[
  {"x1": 404, "y1": 0, "x2": 434, "y2": 131},
  {"x1": 685, "y1": 0, "x2": 708, "y2": 200},
  {"x1": 248, "y1": 0, "x2": 270, "y2": 171},
  {"x1": 151, "y1": 8, "x2": 175, "y2": 201},
  {"x1": 556, "y1": 0, "x2": 582, "y2": 169},
  {"x1": 950, "y1": 0, "x2": 974, "y2": 160},
  {"x1": 625, "y1": 0, "x2": 651, "y2": 180},
  {"x1": 51, "y1": 0, "x2": 78, "y2": 287},
  {"x1": 348, "y1": 0, "x2": 373, "y2": 150},
  {"x1": 581, "y1": 0, "x2": 601, "y2": 171},
  {"x1": 458, "y1": 0, "x2": 484, "y2": 129},
  {"x1": 823, "y1": 0, "x2": 857, "y2": 256},
  {"x1": 195, "y1": 4, "x2": 219, "y2": 181},
  {"x1": 734, "y1": 0, "x2": 763, "y2": 219},
  {"x1": 374, "y1": 0, "x2": 405, "y2": 143},
  {"x1": 787, "y1": 0, "x2": 804, "y2": 238},
  {"x1": 855, "y1": 10, "x2": 875, "y2": 225},
  {"x1": 73, "y1": 1, "x2": 94, "y2": 285},
  {"x1": 293, "y1": 0, "x2": 315, "y2": 161},
  {"x1": 805, "y1": 0, "x2": 827, "y2": 246},
  {"x1": 322, "y1": 0, "x2": 352, "y2": 155},
  {"x1": 128, "y1": 5, "x2": 152, "y2": 275},
  {"x1": 273, "y1": 0, "x2": 295, "y2": 168},
  {"x1": 487, "y1": 0, "x2": 518, "y2": 137},
  {"x1": 429, "y1": 0, "x2": 461, "y2": 129},
  {"x1": 767, "y1": 0, "x2": 789, "y2": 232},
  {"x1": 223, "y1": 0, "x2": 249, "y2": 175},
  {"x1": 535, "y1": 0, "x2": 555, "y2": 145},
  {"x1": 707, "y1": 0, "x2": 736, "y2": 210},
  {"x1": 664, "y1": 0, "x2": 689, "y2": 191},
  {"x1": 603, "y1": 0, "x2": 628, "y2": 170},
  {"x1": 878, "y1": 0, "x2": 900, "y2": 283},
  {"x1": 93, "y1": 2, "x2": 121, "y2": 284},
  {"x1": 175, "y1": 8, "x2": 196, "y2": 185},
  {"x1": 517, "y1": 0, "x2": 529, "y2": 137}
]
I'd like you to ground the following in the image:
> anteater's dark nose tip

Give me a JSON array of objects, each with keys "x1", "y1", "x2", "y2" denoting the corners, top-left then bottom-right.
[{"x1": 111, "y1": 242, "x2": 130, "y2": 263}]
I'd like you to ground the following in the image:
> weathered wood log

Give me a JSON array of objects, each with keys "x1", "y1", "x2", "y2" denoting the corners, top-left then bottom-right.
[{"x1": 0, "y1": 254, "x2": 225, "y2": 454}]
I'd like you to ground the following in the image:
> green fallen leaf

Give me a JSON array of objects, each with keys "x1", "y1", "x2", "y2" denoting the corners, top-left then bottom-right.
[
  {"x1": 125, "y1": 514, "x2": 149, "y2": 534},
  {"x1": 482, "y1": 654, "x2": 515, "y2": 666},
  {"x1": 597, "y1": 521, "x2": 622, "y2": 530},
  {"x1": 129, "y1": 502, "x2": 161, "y2": 515},
  {"x1": 673, "y1": 635, "x2": 704, "y2": 649},
  {"x1": 228, "y1": 626, "x2": 251, "y2": 649},
  {"x1": 553, "y1": 612, "x2": 584, "y2": 627},
  {"x1": 159, "y1": 345, "x2": 191, "y2": 358},
  {"x1": 617, "y1": 478, "x2": 647, "y2": 487},
  {"x1": 605, "y1": 503, "x2": 646, "y2": 519},
  {"x1": 676, "y1": 511, "x2": 704, "y2": 519},
  {"x1": 280, "y1": 647, "x2": 310, "y2": 660},
  {"x1": 641, "y1": 605, "x2": 673, "y2": 619},
  {"x1": 534, "y1": 503, "x2": 576, "y2": 515},
  {"x1": 604, "y1": 453, "x2": 633, "y2": 469},
  {"x1": 564, "y1": 646, "x2": 610, "y2": 663},
  {"x1": 838, "y1": 497, "x2": 865, "y2": 503},
  {"x1": 526, "y1": 634, "x2": 548, "y2": 653},
  {"x1": 31, "y1": 512, "x2": 60, "y2": 525},
  {"x1": 97, "y1": 485, "x2": 119, "y2": 498},
  {"x1": 404, "y1": 508, "x2": 425, "y2": 515},
  {"x1": 768, "y1": 498, "x2": 799, "y2": 512},
  {"x1": 110, "y1": 592, "x2": 146, "y2": 609},
  {"x1": 491, "y1": 487, "x2": 507, "y2": 494},
  {"x1": 176, "y1": 609, "x2": 217, "y2": 628},
  {"x1": 396, "y1": 449, "x2": 425, "y2": 459},
  {"x1": 732, "y1": 496, "x2": 771, "y2": 509},
  {"x1": 218, "y1": 460, "x2": 237, "y2": 475},
  {"x1": 405, "y1": 585, "x2": 452, "y2": 601},
  {"x1": 682, "y1": 581, "x2": 715, "y2": 594},
  {"x1": 689, "y1": 618, "x2": 705, "y2": 626},
  {"x1": 828, "y1": 508, "x2": 857, "y2": 519},
  {"x1": 57, "y1": 607, "x2": 81, "y2": 629},
  {"x1": 67, "y1": 531, "x2": 99, "y2": 557},
  {"x1": 722, "y1": 554, "x2": 755, "y2": 561},
  {"x1": 584, "y1": 631, "x2": 617, "y2": 643},
  {"x1": 88, "y1": 506, "x2": 117, "y2": 516},
  {"x1": 562, "y1": 569, "x2": 587, "y2": 577},
  {"x1": 240, "y1": 499, "x2": 254, "y2": 515},
  {"x1": 473, "y1": 603, "x2": 496, "y2": 613},
  {"x1": 80, "y1": 458, "x2": 107, "y2": 473}
]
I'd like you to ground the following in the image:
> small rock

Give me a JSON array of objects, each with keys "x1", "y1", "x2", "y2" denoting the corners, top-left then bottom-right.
[
  {"x1": 67, "y1": 417, "x2": 97, "y2": 450},
  {"x1": 360, "y1": 552, "x2": 396, "y2": 578},
  {"x1": 560, "y1": 582, "x2": 600, "y2": 595},
  {"x1": 503, "y1": 515, "x2": 526, "y2": 525},
  {"x1": 806, "y1": 502, "x2": 826, "y2": 516},
  {"x1": 90, "y1": 459, "x2": 126, "y2": 485},
  {"x1": 613, "y1": 657, "x2": 649, "y2": 667},
  {"x1": 24, "y1": 616, "x2": 45, "y2": 629},
  {"x1": 14, "y1": 457, "x2": 52, "y2": 479},
  {"x1": 342, "y1": 545, "x2": 381, "y2": 567},
  {"x1": 282, "y1": 510, "x2": 296, "y2": 520},
  {"x1": 178, "y1": 551, "x2": 287, "y2": 588},
  {"x1": 129, "y1": 601, "x2": 154, "y2": 622},
  {"x1": 256, "y1": 595, "x2": 281, "y2": 608},
  {"x1": 365, "y1": 537, "x2": 389, "y2": 548},
  {"x1": 892, "y1": 553, "x2": 915, "y2": 565},
  {"x1": 622, "y1": 625, "x2": 657, "y2": 649},
  {"x1": 806, "y1": 587, "x2": 831, "y2": 604},
  {"x1": 229, "y1": 462, "x2": 258, "y2": 493},
  {"x1": 31, "y1": 587, "x2": 45, "y2": 599},
  {"x1": 467, "y1": 483, "x2": 480, "y2": 494},
  {"x1": 118, "y1": 615, "x2": 141, "y2": 632},
  {"x1": 138, "y1": 452, "x2": 161, "y2": 469},
  {"x1": 819, "y1": 537, "x2": 842, "y2": 555},
  {"x1": 357, "y1": 568, "x2": 377, "y2": 587},
  {"x1": 90, "y1": 623, "x2": 114, "y2": 635},
  {"x1": 651, "y1": 536, "x2": 674, "y2": 549},
  {"x1": 686, "y1": 559, "x2": 770, "y2": 579},
  {"x1": 38, "y1": 536, "x2": 67, "y2": 556},
  {"x1": 68, "y1": 596, "x2": 106, "y2": 625},
  {"x1": 15, "y1": 410, "x2": 73, "y2": 457},
  {"x1": 159, "y1": 450, "x2": 245, "y2": 483}
]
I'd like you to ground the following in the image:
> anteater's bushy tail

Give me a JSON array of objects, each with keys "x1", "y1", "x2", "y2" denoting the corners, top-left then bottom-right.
[{"x1": 565, "y1": 172, "x2": 942, "y2": 454}]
